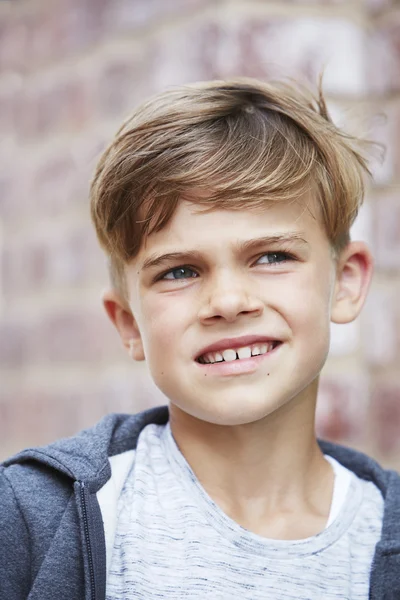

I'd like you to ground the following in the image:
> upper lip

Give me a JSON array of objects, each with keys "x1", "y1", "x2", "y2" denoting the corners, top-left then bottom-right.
[{"x1": 195, "y1": 335, "x2": 281, "y2": 359}]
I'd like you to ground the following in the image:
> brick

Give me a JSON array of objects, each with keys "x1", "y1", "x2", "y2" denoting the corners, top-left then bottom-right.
[
  {"x1": 103, "y1": 0, "x2": 205, "y2": 33},
  {"x1": 1, "y1": 243, "x2": 28, "y2": 298},
  {"x1": 60, "y1": 0, "x2": 110, "y2": 54},
  {"x1": 1, "y1": 223, "x2": 108, "y2": 300},
  {"x1": 0, "y1": 0, "x2": 109, "y2": 73},
  {"x1": 0, "y1": 383, "x2": 98, "y2": 457},
  {"x1": 46, "y1": 227, "x2": 108, "y2": 286},
  {"x1": 316, "y1": 374, "x2": 369, "y2": 443},
  {"x1": 373, "y1": 193, "x2": 400, "y2": 270},
  {"x1": 32, "y1": 149, "x2": 92, "y2": 216},
  {"x1": 0, "y1": 175, "x2": 15, "y2": 221},
  {"x1": 148, "y1": 26, "x2": 214, "y2": 91},
  {"x1": 0, "y1": 386, "x2": 80, "y2": 452},
  {"x1": 0, "y1": 393, "x2": 16, "y2": 457},
  {"x1": 1, "y1": 238, "x2": 54, "y2": 298},
  {"x1": 329, "y1": 321, "x2": 360, "y2": 357},
  {"x1": 39, "y1": 309, "x2": 120, "y2": 364},
  {"x1": 44, "y1": 387, "x2": 89, "y2": 440},
  {"x1": 367, "y1": 13, "x2": 400, "y2": 94},
  {"x1": 351, "y1": 197, "x2": 374, "y2": 247},
  {"x1": 97, "y1": 365, "x2": 165, "y2": 414},
  {"x1": 366, "y1": 0, "x2": 393, "y2": 12},
  {"x1": 361, "y1": 283, "x2": 399, "y2": 366},
  {"x1": 0, "y1": 74, "x2": 24, "y2": 138},
  {"x1": 0, "y1": 319, "x2": 32, "y2": 367},
  {"x1": 0, "y1": 14, "x2": 28, "y2": 73},
  {"x1": 367, "y1": 104, "x2": 397, "y2": 185},
  {"x1": 371, "y1": 382, "x2": 400, "y2": 455},
  {"x1": 212, "y1": 17, "x2": 367, "y2": 96},
  {"x1": 278, "y1": 0, "x2": 348, "y2": 3},
  {"x1": 96, "y1": 56, "x2": 152, "y2": 118},
  {"x1": 14, "y1": 76, "x2": 90, "y2": 139}
]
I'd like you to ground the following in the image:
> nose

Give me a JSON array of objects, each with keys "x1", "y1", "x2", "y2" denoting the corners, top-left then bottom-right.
[{"x1": 198, "y1": 270, "x2": 264, "y2": 324}]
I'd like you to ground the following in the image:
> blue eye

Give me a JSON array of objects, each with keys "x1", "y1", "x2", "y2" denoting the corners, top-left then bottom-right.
[
  {"x1": 257, "y1": 252, "x2": 292, "y2": 265},
  {"x1": 162, "y1": 266, "x2": 198, "y2": 280}
]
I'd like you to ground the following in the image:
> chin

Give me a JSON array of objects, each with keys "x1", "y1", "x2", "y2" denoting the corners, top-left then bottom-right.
[{"x1": 175, "y1": 394, "x2": 285, "y2": 427}]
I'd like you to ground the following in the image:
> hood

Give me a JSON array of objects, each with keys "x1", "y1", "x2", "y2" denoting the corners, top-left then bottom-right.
[{"x1": 2, "y1": 405, "x2": 170, "y2": 490}]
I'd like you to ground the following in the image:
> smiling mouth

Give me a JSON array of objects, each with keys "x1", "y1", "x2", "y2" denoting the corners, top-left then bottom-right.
[{"x1": 196, "y1": 341, "x2": 281, "y2": 365}]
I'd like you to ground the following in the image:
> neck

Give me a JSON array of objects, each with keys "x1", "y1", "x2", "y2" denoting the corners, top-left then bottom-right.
[{"x1": 169, "y1": 386, "x2": 334, "y2": 539}]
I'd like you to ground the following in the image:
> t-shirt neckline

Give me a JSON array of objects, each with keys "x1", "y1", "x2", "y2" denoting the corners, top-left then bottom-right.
[{"x1": 160, "y1": 421, "x2": 363, "y2": 559}]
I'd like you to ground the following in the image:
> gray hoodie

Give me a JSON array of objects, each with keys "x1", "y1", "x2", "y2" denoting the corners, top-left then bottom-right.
[{"x1": 1, "y1": 405, "x2": 400, "y2": 600}]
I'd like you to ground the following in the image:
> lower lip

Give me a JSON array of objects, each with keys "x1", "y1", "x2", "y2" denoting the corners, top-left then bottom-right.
[{"x1": 195, "y1": 343, "x2": 282, "y2": 376}]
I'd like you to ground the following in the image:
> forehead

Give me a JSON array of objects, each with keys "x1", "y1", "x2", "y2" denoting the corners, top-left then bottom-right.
[{"x1": 139, "y1": 197, "x2": 328, "y2": 256}]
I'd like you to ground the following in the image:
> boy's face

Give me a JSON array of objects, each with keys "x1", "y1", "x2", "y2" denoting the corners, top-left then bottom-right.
[{"x1": 108, "y1": 197, "x2": 372, "y2": 427}]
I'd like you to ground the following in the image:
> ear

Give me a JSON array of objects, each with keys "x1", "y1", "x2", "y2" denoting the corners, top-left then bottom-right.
[
  {"x1": 102, "y1": 288, "x2": 145, "y2": 361},
  {"x1": 331, "y1": 241, "x2": 374, "y2": 324}
]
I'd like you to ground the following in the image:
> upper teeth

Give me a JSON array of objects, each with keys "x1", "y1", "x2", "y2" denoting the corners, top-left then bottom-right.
[{"x1": 199, "y1": 342, "x2": 275, "y2": 364}]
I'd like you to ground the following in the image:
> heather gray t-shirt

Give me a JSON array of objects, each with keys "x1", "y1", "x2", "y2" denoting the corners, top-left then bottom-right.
[{"x1": 106, "y1": 423, "x2": 384, "y2": 599}]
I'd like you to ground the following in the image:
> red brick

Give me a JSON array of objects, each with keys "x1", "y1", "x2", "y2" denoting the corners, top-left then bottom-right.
[
  {"x1": 329, "y1": 321, "x2": 360, "y2": 357},
  {"x1": 0, "y1": 175, "x2": 15, "y2": 221},
  {"x1": 0, "y1": 319, "x2": 32, "y2": 367},
  {"x1": 97, "y1": 365, "x2": 164, "y2": 415},
  {"x1": 194, "y1": 22, "x2": 222, "y2": 80},
  {"x1": 371, "y1": 382, "x2": 400, "y2": 455},
  {"x1": 39, "y1": 309, "x2": 120, "y2": 364},
  {"x1": 1, "y1": 224, "x2": 108, "y2": 300},
  {"x1": 1, "y1": 243, "x2": 26, "y2": 298},
  {"x1": 367, "y1": 104, "x2": 397, "y2": 185},
  {"x1": 0, "y1": 76, "x2": 24, "y2": 137},
  {"x1": 316, "y1": 375, "x2": 369, "y2": 443},
  {"x1": 0, "y1": 393, "x2": 16, "y2": 456},
  {"x1": 103, "y1": 0, "x2": 205, "y2": 33},
  {"x1": 0, "y1": 0, "x2": 109, "y2": 73},
  {"x1": 373, "y1": 193, "x2": 400, "y2": 270},
  {"x1": 46, "y1": 227, "x2": 108, "y2": 286},
  {"x1": 210, "y1": 18, "x2": 367, "y2": 96},
  {"x1": 33, "y1": 152, "x2": 79, "y2": 214},
  {"x1": 58, "y1": 0, "x2": 111, "y2": 55},
  {"x1": 361, "y1": 284, "x2": 399, "y2": 366},
  {"x1": 0, "y1": 14, "x2": 28, "y2": 74},
  {"x1": 0, "y1": 386, "x2": 79, "y2": 453},
  {"x1": 368, "y1": 13, "x2": 400, "y2": 94},
  {"x1": 149, "y1": 31, "x2": 209, "y2": 91},
  {"x1": 1, "y1": 238, "x2": 58, "y2": 298},
  {"x1": 279, "y1": 0, "x2": 348, "y2": 3},
  {"x1": 96, "y1": 57, "x2": 150, "y2": 118},
  {"x1": 366, "y1": 0, "x2": 393, "y2": 12},
  {"x1": 14, "y1": 76, "x2": 90, "y2": 139}
]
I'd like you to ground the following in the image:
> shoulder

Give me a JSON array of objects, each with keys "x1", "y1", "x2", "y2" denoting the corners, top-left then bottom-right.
[
  {"x1": 0, "y1": 405, "x2": 170, "y2": 514},
  {"x1": 319, "y1": 438, "x2": 400, "y2": 520}
]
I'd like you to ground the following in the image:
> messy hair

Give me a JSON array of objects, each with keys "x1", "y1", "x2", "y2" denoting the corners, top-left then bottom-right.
[{"x1": 90, "y1": 77, "x2": 373, "y2": 298}]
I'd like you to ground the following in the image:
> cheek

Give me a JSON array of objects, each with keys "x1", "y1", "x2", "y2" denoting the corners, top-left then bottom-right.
[
  {"x1": 139, "y1": 293, "x2": 191, "y2": 361},
  {"x1": 283, "y1": 269, "x2": 333, "y2": 339}
]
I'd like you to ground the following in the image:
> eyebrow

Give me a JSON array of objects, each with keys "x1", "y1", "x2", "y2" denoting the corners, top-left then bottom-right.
[{"x1": 140, "y1": 233, "x2": 309, "y2": 272}]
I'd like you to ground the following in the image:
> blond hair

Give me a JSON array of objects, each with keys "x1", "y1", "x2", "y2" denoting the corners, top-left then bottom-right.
[{"x1": 90, "y1": 77, "x2": 372, "y2": 297}]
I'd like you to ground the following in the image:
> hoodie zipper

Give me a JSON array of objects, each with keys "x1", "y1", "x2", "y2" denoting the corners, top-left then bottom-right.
[{"x1": 80, "y1": 482, "x2": 96, "y2": 600}]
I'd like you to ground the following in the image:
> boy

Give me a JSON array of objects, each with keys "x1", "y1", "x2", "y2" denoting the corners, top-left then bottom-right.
[{"x1": 1, "y1": 77, "x2": 400, "y2": 600}]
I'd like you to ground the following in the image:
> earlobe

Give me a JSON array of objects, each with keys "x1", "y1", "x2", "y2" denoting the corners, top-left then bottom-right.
[
  {"x1": 331, "y1": 241, "x2": 374, "y2": 325},
  {"x1": 102, "y1": 288, "x2": 145, "y2": 361}
]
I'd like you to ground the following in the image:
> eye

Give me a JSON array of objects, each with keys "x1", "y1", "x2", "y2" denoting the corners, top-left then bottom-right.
[
  {"x1": 256, "y1": 251, "x2": 294, "y2": 265},
  {"x1": 160, "y1": 266, "x2": 199, "y2": 281}
]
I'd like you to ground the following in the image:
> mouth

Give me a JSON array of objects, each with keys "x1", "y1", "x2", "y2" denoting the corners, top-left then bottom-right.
[{"x1": 196, "y1": 340, "x2": 281, "y2": 365}]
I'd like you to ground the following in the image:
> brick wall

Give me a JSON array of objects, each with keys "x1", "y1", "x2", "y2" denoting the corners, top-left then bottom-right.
[{"x1": 0, "y1": 0, "x2": 399, "y2": 465}]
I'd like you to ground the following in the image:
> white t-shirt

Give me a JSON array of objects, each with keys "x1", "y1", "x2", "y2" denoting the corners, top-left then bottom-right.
[{"x1": 106, "y1": 422, "x2": 384, "y2": 599}]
